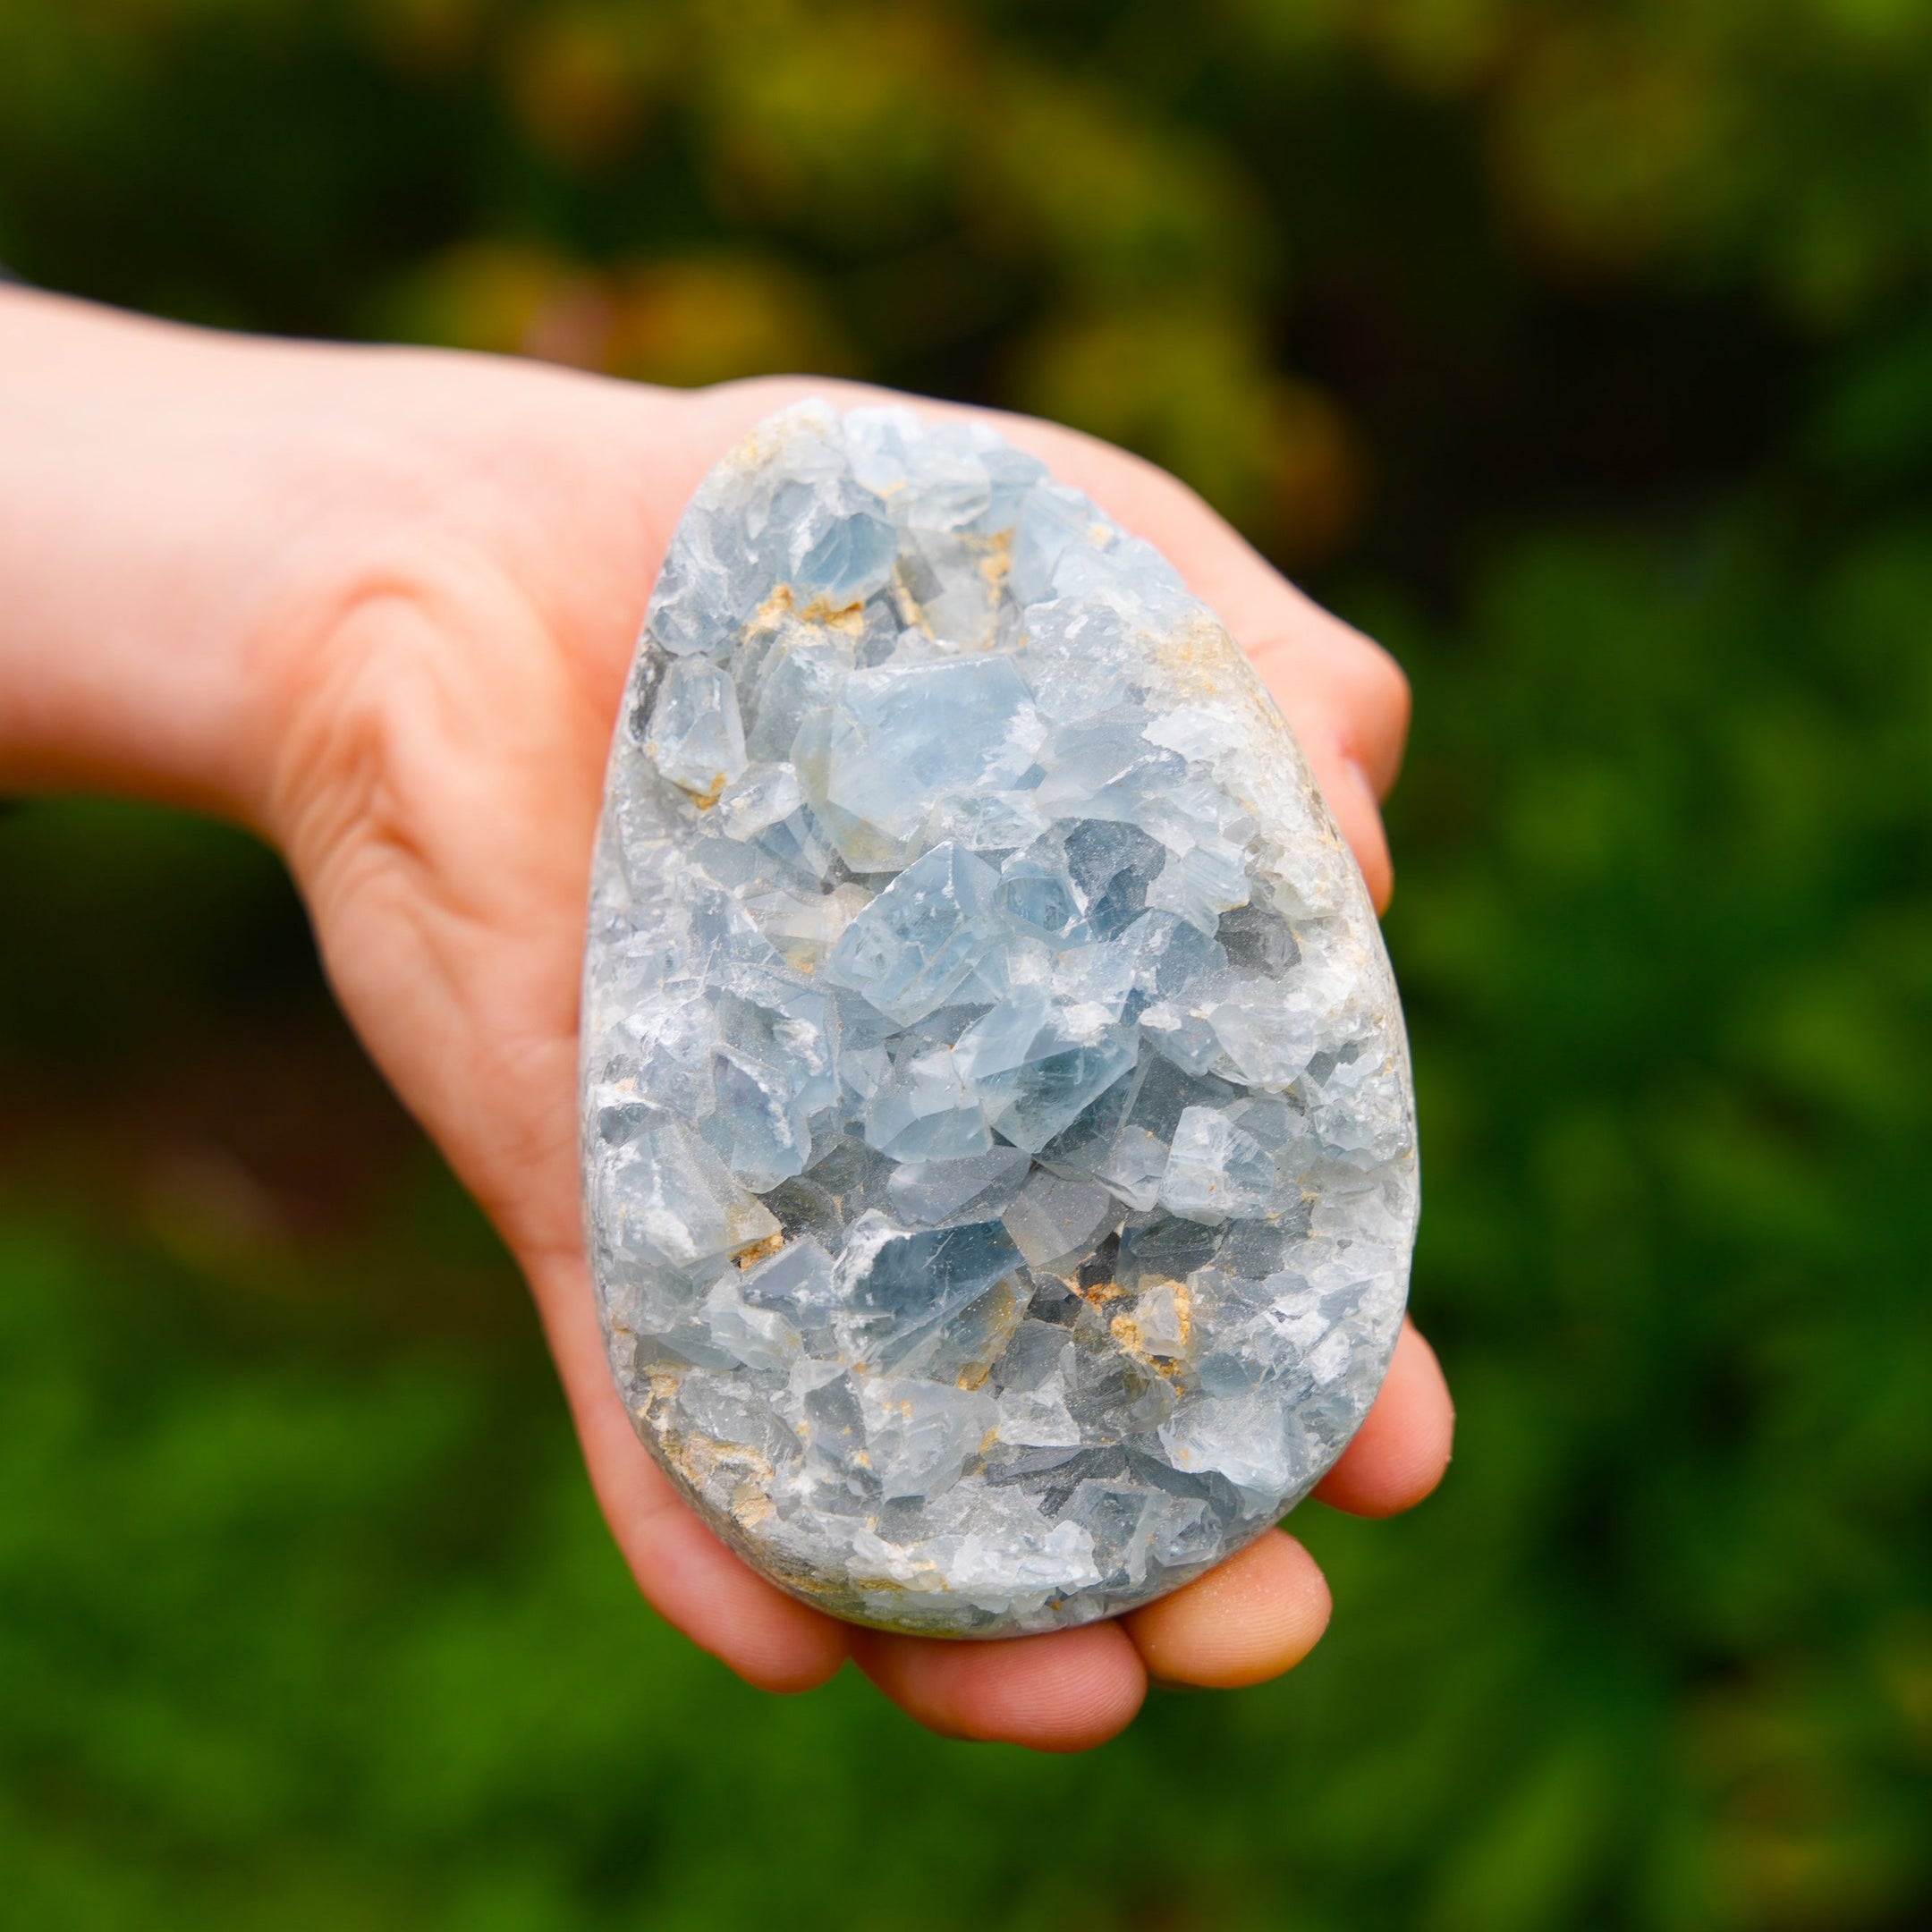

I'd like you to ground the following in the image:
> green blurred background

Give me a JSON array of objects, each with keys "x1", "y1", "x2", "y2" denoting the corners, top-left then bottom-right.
[{"x1": 3, "y1": 1, "x2": 1930, "y2": 1925}]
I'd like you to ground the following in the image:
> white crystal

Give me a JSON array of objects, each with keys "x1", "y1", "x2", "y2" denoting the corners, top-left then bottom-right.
[
  {"x1": 1160, "y1": 1106, "x2": 1287, "y2": 1224},
  {"x1": 643, "y1": 658, "x2": 747, "y2": 798},
  {"x1": 594, "y1": 1118, "x2": 779, "y2": 1272},
  {"x1": 716, "y1": 761, "x2": 804, "y2": 839},
  {"x1": 581, "y1": 401, "x2": 1419, "y2": 1636},
  {"x1": 863, "y1": 1046, "x2": 993, "y2": 1161}
]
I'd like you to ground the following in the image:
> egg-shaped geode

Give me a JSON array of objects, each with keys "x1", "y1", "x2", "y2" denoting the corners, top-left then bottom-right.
[{"x1": 580, "y1": 401, "x2": 1418, "y2": 1637}]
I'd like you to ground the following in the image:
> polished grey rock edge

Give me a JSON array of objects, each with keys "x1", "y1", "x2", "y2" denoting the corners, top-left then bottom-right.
[{"x1": 581, "y1": 402, "x2": 1418, "y2": 1637}]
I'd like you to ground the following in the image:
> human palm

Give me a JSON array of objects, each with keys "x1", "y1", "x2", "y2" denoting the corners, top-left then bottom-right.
[{"x1": 244, "y1": 350, "x2": 1452, "y2": 1751}]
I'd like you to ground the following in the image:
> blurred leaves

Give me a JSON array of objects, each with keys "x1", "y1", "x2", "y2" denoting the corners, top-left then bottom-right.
[
  {"x1": 4, "y1": 0, "x2": 1932, "y2": 1927},
  {"x1": 1011, "y1": 301, "x2": 1365, "y2": 561},
  {"x1": 383, "y1": 240, "x2": 854, "y2": 384}
]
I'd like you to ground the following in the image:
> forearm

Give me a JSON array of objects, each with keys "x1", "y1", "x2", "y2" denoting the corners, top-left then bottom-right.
[{"x1": 0, "y1": 287, "x2": 338, "y2": 823}]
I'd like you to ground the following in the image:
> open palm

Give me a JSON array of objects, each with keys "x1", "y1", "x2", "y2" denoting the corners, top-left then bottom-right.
[{"x1": 252, "y1": 349, "x2": 1452, "y2": 1750}]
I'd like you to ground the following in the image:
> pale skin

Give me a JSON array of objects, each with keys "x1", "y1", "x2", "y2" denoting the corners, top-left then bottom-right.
[{"x1": 0, "y1": 285, "x2": 1453, "y2": 1751}]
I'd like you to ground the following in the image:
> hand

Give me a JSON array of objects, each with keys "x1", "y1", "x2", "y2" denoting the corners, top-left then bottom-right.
[{"x1": 0, "y1": 292, "x2": 1453, "y2": 1751}]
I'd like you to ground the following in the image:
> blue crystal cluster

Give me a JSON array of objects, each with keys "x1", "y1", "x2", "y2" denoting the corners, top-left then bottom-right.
[{"x1": 582, "y1": 402, "x2": 1417, "y2": 1635}]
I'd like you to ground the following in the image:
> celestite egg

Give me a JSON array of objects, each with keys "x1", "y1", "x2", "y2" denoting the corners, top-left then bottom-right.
[{"x1": 580, "y1": 402, "x2": 1418, "y2": 1636}]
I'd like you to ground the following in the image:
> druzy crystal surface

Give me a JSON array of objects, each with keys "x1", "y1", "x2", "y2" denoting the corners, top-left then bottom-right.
[{"x1": 581, "y1": 402, "x2": 1418, "y2": 1636}]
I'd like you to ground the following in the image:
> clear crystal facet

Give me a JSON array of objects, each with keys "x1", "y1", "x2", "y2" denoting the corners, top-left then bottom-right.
[{"x1": 581, "y1": 402, "x2": 1418, "y2": 1635}]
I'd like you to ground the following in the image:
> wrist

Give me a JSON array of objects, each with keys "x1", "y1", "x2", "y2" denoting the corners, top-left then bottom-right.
[
  {"x1": 0, "y1": 288, "x2": 273, "y2": 817},
  {"x1": 0, "y1": 289, "x2": 403, "y2": 828}
]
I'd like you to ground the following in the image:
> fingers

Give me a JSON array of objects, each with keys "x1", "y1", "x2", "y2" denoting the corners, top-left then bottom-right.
[
  {"x1": 542, "y1": 1241, "x2": 1142, "y2": 1750},
  {"x1": 850, "y1": 1621, "x2": 1147, "y2": 1751},
  {"x1": 1312, "y1": 1320, "x2": 1455, "y2": 1517},
  {"x1": 1122, "y1": 1529, "x2": 1332, "y2": 1690},
  {"x1": 1038, "y1": 436, "x2": 1411, "y2": 911},
  {"x1": 576, "y1": 1377, "x2": 852, "y2": 1693},
  {"x1": 534, "y1": 1252, "x2": 1445, "y2": 1728},
  {"x1": 1305, "y1": 749, "x2": 1395, "y2": 914},
  {"x1": 530, "y1": 1251, "x2": 852, "y2": 1694},
  {"x1": 1241, "y1": 608, "x2": 1412, "y2": 800},
  {"x1": 1241, "y1": 611, "x2": 1409, "y2": 914},
  {"x1": 1119, "y1": 1322, "x2": 1453, "y2": 1692}
]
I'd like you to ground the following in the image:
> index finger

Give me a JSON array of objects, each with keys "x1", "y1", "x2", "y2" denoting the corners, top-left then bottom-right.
[{"x1": 987, "y1": 420, "x2": 1412, "y2": 910}]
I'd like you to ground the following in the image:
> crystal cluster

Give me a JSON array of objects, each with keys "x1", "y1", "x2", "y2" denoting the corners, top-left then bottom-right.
[{"x1": 581, "y1": 402, "x2": 1418, "y2": 1636}]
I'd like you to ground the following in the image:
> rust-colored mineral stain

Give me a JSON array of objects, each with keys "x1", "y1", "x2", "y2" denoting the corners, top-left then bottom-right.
[
  {"x1": 979, "y1": 527, "x2": 1013, "y2": 589},
  {"x1": 747, "y1": 581, "x2": 868, "y2": 634}
]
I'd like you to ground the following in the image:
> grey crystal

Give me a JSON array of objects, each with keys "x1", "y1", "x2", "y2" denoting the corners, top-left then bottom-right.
[{"x1": 581, "y1": 401, "x2": 1418, "y2": 1636}]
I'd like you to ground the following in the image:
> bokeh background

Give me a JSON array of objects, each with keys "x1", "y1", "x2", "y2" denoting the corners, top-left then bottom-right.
[{"x1": 3, "y1": 1, "x2": 1931, "y2": 1925}]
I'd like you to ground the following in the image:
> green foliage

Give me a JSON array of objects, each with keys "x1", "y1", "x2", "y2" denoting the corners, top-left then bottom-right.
[{"x1": 2, "y1": 2, "x2": 1931, "y2": 1926}]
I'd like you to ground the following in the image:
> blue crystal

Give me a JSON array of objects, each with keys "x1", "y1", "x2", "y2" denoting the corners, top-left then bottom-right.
[
  {"x1": 953, "y1": 990, "x2": 1138, "y2": 1153},
  {"x1": 743, "y1": 624, "x2": 853, "y2": 763},
  {"x1": 796, "y1": 509, "x2": 896, "y2": 603},
  {"x1": 1061, "y1": 819, "x2": 1167, "y2": 938},
  {"x1": 643, "y1": 658, "x2": 746, "y2": 797},
  {"x1": 886, "y1": 1147, "x2": 1031, "y2": 1226},
  {"x1": 842, "y1": 1218, "x2": 1028, "y2": 1372},
  {"x1": 581, "y1": 401, "x2": 1418, "y2": 1636},
  {"x1": 798, "y1": 657, "x2": 1033, "y2": 869},
  {"x1": 862, "y1": 1046, "x2": 994, "y2": 1161},
  {"x1": 826, "y1": 842, "x2": 1000, "y2": 1025},
  {"x1": 996, "y1": 840, "x2": 1092, "y2": 948}
]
